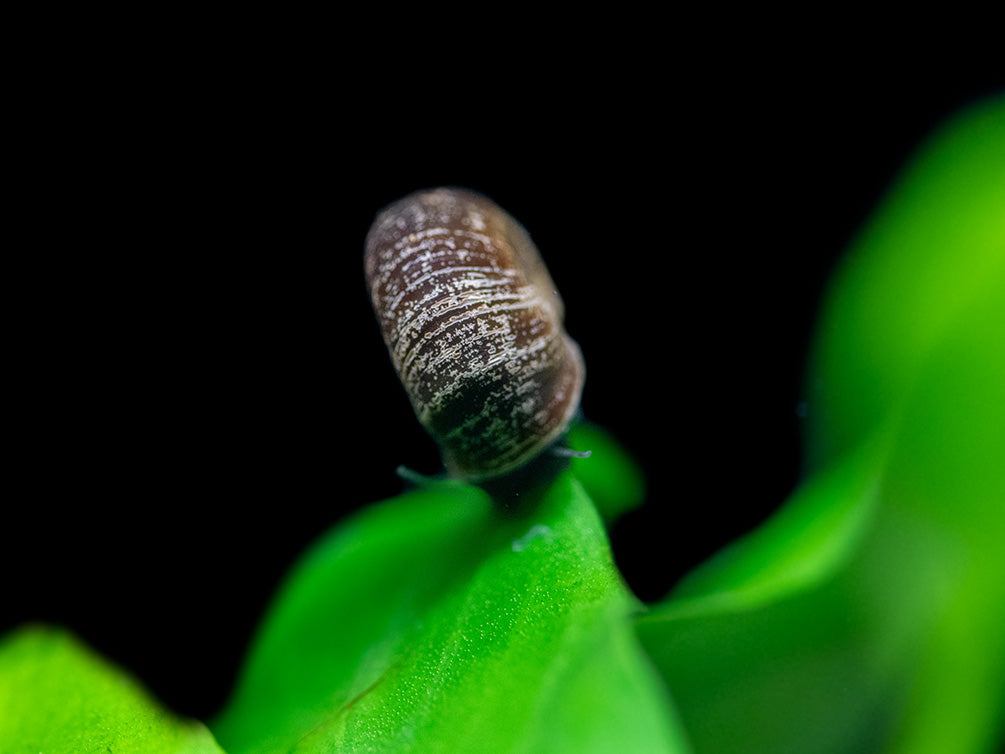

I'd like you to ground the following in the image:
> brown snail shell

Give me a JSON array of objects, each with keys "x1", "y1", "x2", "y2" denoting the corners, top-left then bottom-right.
[{"x1": 364, "y1": 187, "x2": 585, "y2": 482}]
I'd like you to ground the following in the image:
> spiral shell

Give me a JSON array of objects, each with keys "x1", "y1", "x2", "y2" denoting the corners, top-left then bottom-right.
[{"x1": 364, "y1": 187, "x2": 585, "y2": 482}]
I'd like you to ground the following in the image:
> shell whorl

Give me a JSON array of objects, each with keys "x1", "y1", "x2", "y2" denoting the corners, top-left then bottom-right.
[{"x1": 364, "y1": 187, "x2": 584, "y2": 482}]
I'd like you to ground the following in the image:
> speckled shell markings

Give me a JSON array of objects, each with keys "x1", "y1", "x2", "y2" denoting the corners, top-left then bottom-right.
[{"x1": 364, "y1": 187, "x2": 585, "y2": 481}]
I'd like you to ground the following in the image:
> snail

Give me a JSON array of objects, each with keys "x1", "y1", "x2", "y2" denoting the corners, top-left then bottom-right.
[{"x1": 364, "y1": 187, "x2": 585, "y2": 483}]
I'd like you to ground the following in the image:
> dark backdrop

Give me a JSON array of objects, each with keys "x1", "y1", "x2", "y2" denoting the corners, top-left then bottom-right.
[{"x1": 5, "y1": 31, "x2": 1001, "y2": 721}]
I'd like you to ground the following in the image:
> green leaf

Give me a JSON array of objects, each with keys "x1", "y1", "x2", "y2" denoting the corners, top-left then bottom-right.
[
  {"x1": 652, "y1": 430, "x2": 888, "y2": 621},
  {"x1": 212, "y1": 471, "x2": 689, "y2": 753},
  {"x1": 804, "y1": 94, "x2": 1005, "y2": 468},
  {"x1": 0, "y1": 625, "x2": 224, "y2": 753},
  {"x1": 637, "y1": 95, "x2": 1005, "y2": 754},
  {"x1": 566, "y1": 420, "x2": 647, "y2": 524}
]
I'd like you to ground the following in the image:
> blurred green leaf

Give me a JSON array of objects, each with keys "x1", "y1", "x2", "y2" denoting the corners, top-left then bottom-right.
[
  {"x1": 658, "y1": 430, "x2": 888, "y2": 620},
  {"x1": 212, "y1": 470, "x2": 689, "y2": 753},
  {"x1": 566, "y1": 420, "x2": 647, "y2": 524},
  {"x1": 0, "y1": 625, "x2": 223, "y2": 753},
  {"x1": 805, "y1": 95, "x2": 1005, "y2": 468},
  {"x1": 637, "y1": 95, "x2": 1005, "y2": 754}
]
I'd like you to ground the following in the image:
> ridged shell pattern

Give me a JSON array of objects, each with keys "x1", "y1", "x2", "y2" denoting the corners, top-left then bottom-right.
[{"x1": 364, "y1": 188, "x2": 584, "y2": 481}]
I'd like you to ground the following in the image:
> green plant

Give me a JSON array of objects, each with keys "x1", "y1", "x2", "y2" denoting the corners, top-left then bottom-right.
[{"x1": 3, "y1": 95, "x2": 1003, "y2": 753}]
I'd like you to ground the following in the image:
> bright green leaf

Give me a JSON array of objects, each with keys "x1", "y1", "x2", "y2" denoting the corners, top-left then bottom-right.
[
  {"x1": 805, "y1": 94, "x2": 1005, "y2": 468},
  {"x1": 0, "y1": 625, "x2": 224, "y2": 754},
  {"x1": 212, "y1": 471, "x2": 689, "y2": 753},
  {"x1": 637, "y1": 95, "x2": 1005, "y2": 754},
  {"x1": 652, "y1": 430, "x2": 888, "y2": 621},
  {"x1": 566, "y1": 420, "x2": 647, "y2": 524}
]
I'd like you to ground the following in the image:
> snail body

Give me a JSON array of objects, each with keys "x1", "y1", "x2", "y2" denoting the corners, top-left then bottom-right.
[{"x1": 364, "y1": 188, "x2": 584, "y2": 482}]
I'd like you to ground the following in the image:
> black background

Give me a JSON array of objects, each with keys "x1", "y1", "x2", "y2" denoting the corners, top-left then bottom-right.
[{"x1": 5, "y1": 21, "x2": 1002, "y2": 722}]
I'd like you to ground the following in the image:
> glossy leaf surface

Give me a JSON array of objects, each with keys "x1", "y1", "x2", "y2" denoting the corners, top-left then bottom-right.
[{"x1": 212, "y1": 464, "x2": 688, "y2": 753}]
